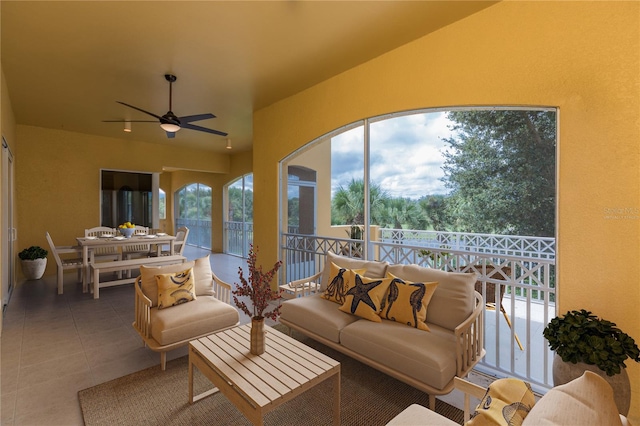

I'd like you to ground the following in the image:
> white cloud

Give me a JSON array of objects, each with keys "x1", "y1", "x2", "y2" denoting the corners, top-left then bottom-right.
[{"x1": 331, "y1": 111, "x2": 454, "y2": 199}]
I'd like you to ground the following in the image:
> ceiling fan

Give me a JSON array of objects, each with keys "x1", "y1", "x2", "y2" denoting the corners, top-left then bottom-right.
[{"x1": 103, "y1": 74, "x2": 228, "y2": 139}]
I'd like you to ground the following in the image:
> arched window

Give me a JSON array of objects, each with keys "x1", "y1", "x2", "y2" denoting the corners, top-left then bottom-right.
[{"x1": 175, "y1": 183, "x2": 212, "y2": 249}]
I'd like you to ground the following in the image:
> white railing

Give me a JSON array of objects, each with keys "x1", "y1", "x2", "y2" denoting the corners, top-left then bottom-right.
[
  {"x1": 225, "y1": 221, "x2": 254, "y2": 257},
  {"x1": 281, "y1": 232, "x2": 556, "y2": 391}
]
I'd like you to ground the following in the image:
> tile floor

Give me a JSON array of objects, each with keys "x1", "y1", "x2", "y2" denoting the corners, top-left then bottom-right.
[{"x1": 1, "y1": 246, "x2": 490, "y2": 425}]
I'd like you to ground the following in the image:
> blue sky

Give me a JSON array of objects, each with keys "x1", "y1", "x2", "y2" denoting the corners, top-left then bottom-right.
[{"x1": 331, "y1": 111, "x2": 454, "y2": 199}]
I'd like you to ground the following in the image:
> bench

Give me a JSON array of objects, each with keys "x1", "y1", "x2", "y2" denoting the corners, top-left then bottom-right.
[{"x1": 90, "y1": 255, "x2": 187, "y2": 299}]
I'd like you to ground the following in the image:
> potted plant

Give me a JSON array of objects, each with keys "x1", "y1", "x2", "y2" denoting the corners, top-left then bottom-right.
[
  {"x1": 543, "y1": 309, "x2": 640, "y2": 415},
  {"x1": 18, "y1": 246, "x2": 48, "y2": 280},
  {"x1": 232, "y1": 245, "x2": 283, "y2": 355}
]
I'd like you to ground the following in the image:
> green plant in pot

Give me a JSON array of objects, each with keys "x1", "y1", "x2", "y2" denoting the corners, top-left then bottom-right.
[
  {"x1": 18, "y1": 246, "x2": 49, "y2": 280},
  {"x1": 543, "y1": 309, "x2": 640, "y2": 415}
]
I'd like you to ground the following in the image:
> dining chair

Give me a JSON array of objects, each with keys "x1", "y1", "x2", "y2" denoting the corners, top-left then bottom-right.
[
  {"x1": 45, "y1": 232, "x2": 84, "y2": 295},
  {"x1": 473, "y1": 264, "x2": 524, "y2": 351},
  {"x1": 149, "y1": 226, "x2": 189, "y2": 257},
  {"x1": 85, "y1": 226, "x2": 121, "y2": 263}
]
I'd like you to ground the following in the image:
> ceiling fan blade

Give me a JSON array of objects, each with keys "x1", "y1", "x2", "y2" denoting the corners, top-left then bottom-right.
[
  {"x1": 181, "y1": 122, "x2": 228, "y2": 137},
  {"x1": 178, "y1": 113, "x2": 216, "y2": 124},
  {"x1": 166, "y1": 131, "x2": 176, "y2": 139},
  {"x1": 116, "y1": 101, "x2": 163, "y2": 121},
  {"x1": 102, "y1": 120, "x2": 158, "y2": 123}
]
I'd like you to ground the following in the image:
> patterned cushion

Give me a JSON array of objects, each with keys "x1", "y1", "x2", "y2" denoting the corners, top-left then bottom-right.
[
  {"x1": 156, "y1": 267, "x2": 196, "y2": 309},
  {"x1": 468, "y1": 378, "x2": 536, "y2": 426},
  {"x1": 339, "y1": 274, "x2": 392, "y2": 322},
  {"x1": 320, "y1": 251, "x2": 388, "y2": 291},
  {"x1": 140, "y1": 261, "x2": 196, "y2": 307},
  {"x1": 379, "y1": 276, "x2": 438, "y2": 331},
  {"x1": 322, "y1": 262, "x2": 365, "y2": 305}
]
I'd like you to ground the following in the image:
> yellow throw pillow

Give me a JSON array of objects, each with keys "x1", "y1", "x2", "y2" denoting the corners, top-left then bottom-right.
[
  {"x1": 156, "y1": 267, "x2": 196, "y2": 310},
  {"x1": 379, "y1": 277, "x2": 438, "y2": 331},
  {"x1": 323, "y1": 262, "x2": 365, "y2": 305},
  {"x1": 339, "y1": 274, "x2": 392, "y2": 322},
  {"x1": 468, "y1": 378, "x2": 536, "y2": 426}
]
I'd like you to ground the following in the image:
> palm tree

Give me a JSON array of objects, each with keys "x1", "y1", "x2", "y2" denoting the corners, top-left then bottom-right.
[{"x1": 332, "y1": 179, "x2": 389, "y2": 225}]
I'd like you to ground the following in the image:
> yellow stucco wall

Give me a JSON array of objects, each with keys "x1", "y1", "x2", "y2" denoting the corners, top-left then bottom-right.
[
  {"x1": 253, "y1": 1, "x2": 640, "y2": 420},
  {"x1": 14, "y1": 124, "x2": 233, "y2": 276}
]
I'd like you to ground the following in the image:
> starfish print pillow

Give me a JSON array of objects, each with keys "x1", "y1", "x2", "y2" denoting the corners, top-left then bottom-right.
[{"x1": 338, "y1": 274, "x2": 392, "y2": 322}]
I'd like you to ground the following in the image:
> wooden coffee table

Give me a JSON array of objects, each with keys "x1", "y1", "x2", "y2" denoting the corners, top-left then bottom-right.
[{"x1": 189, "y1": 323, "x2": 341, "y2": 425}]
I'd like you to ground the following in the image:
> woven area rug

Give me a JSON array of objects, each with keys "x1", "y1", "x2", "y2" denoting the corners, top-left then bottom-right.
[{"x1": 78, "y1": 326, "x2": 463, "y2": 425}]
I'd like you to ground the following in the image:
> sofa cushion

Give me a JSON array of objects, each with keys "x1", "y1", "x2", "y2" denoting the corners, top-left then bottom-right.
[
  {"x1": 523, "y1": 371, "x2": 623, "y2": 426},
  {"x1": 338, "y1": 274, "x2": 392, "y2": 322},
  {"x1": 379, "y1": 277, "x2": 438, "y2": 331},
  {"x1": 321, "y1": 251, "x2": 388, "y2": 291},
  {"x1": 386, "y1": 264, "x2": 477, "y2": 331},
  {"x1": 150, "y1": 296, "x2": 239, "y2": 346},
  {"x1": 340, "y1": 319, "x2": 458, "y2": 391},
  {"x1": 323, "y1": 262, "x2": 365, "y2": 304},
  {"x1": 192, "y1": 255, "x2": 215, "y2": 297},
  {"x1": 156, "y1": 267, "x2": 196, "y2": 310},
  {"x1": 468, "y1": 378, "x2": 535, "y2": 426},
  {"x1": 280, "y1": 294, "x2": 360, "y2": 343},
  {"x1": 141, "y1": 261, "x2": 196, "y2": 307},
  {"x1": 386, "y1": 404, "x2": 459, "y2": 426}
]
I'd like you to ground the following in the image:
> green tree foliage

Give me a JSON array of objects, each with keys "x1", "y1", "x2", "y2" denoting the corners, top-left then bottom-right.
[
  {"x1": 228, "y1": 186, "x2": 254, "y2": 222},
  {"x1": 331, "y1": 179, "x2": 389, "y2": 225},
  {"x1": 442, "y1": 110, "x2": 556, "y2": 237}
]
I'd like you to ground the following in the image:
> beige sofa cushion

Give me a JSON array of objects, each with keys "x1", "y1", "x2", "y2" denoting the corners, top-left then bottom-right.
[
  {"x1": 387, "y1": 264, "x2": 477, "y2": 331},
  {"x1": 321, "y1": 251, "x2": 388, "y2": 291},
  {"x1": 523, "y1": 371, "x2": 622, "y2": 426},
  {"x1": 386, "y1": 404, "x2": 459, "y2": 426},
  {"x1": 150, "y1": 296, "x2": 239, "y2": 346},
  {"x1": 340, "y1": 319, "x2": 458, "y2": 391},
  {"x1": 280, "y1": 294, "x2": 360, "y2": 343}
]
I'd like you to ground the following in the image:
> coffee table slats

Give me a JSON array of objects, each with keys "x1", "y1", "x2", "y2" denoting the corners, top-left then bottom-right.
[
  {"x1": 266, "y1": 328, "x2": 338, "y2": 369},
  {"x1": 202, "y1": 333, "x2": 294, "y2": 396},
  {"x1": 221, "y1": 329, "x2": 310, "y2": 387},
  {"x1": 190, "y1": 340, "x2": 273, "y2": 406}
]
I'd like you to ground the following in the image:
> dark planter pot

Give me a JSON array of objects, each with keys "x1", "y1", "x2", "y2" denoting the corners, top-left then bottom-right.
[
  {"x1": 552, "y1": 353, "x2": 630, "y2": 415},
  {"x1": 21, "y1": 258, "x2": 47, "y2": 280}
]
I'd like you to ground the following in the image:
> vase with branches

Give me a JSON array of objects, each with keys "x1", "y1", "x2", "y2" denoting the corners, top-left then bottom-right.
[{"x1": 232, "y1": 245, "x2": 283, "y2": 354}]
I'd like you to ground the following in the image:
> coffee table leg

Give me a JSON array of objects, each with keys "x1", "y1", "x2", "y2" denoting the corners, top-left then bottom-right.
[
  {"x1": 188, "y1": 348, "x2": 194, "y2": 404},
  {"x1": 333, "y1": 371, "x2": 341, "y2": 425}
]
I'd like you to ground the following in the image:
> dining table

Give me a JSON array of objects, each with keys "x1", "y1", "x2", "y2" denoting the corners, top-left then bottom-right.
[{"x1": 76, "y1": 232, "x2": 176, "y2": 292}]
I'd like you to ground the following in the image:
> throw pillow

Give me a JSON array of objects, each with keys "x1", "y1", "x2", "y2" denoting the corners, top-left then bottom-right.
[
  {"x1": 140, "y1": 260, "x2": 196, "y2": 307},
  {"x1": 338, "y1": 274, "x2": 392, "y2": 322},
  {"x1": 323, "y1": 262, "x2": 365, "y2": 305},
  {"x1": 320, "y1": 251, "x2": 389, "y2": 291},
  {"x1": 468, "y1": 378, "x2": 536, "y2": 426},
  {"x1": 156, "y1": 267, "x2": 196, "y2": 310},
  {"x1": 193, "y1": 255, "x2": 215, "y2": 296},
  {"x1": 379, "y1": 276, "x2": 438, "y2": 331}
]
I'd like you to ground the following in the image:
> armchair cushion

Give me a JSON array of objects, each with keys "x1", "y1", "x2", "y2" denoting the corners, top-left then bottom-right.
[
  {"x1": 150, "y1": 296, "x2": 240, "y2": 346},
  {"x1": 156, "y1": 267, "x2": 196, "y2": 310}
]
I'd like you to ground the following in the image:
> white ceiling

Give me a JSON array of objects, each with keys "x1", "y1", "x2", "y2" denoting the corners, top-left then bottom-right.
[{"x1": 1, "y1": 1, "x2": 497, "y2": 153}]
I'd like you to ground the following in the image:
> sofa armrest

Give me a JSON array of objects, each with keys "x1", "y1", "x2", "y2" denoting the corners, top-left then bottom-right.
[
  {"x1": 211, "y1": 271, "x2": 233, "y2": 305},
  {"x1": 133, "y1": 276, "x2": 153, "y2": 338},
  {"x1": 280, "y1": 271, "x2": 322, "y2": 299},
  {"x1": 454, "y1": 291, "x2": 486, "y2": 379}
]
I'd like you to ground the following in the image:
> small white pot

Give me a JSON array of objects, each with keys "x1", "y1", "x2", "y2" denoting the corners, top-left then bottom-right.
[{"x1": 21, "y1": 258, "x2": 47, "y2": 280}]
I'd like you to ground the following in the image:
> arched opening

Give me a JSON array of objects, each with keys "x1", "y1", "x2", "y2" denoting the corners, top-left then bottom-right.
[
  {"x1": 175, "y1": 183, "x2": 212, "y2": 249},
  {"x1": 225, "y1": 174, "x2": 253, "y2": 257}
]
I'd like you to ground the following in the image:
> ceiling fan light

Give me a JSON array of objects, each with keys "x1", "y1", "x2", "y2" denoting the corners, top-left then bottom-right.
[{"x1": 160, "y1": 123, "x2": 181, "y2": 133}]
